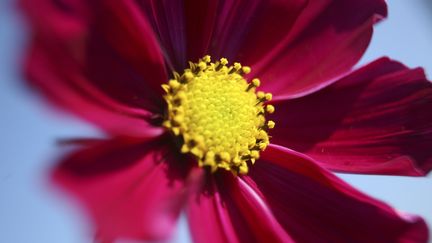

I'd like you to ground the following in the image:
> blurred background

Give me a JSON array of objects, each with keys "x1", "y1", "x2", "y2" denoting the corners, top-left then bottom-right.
[{"x1": 1, "y1": 0, "x2": 431, "y2": 242}]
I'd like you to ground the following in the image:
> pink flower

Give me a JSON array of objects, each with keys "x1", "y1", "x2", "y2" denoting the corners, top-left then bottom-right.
[{"x1": 21, "y1": 0, "x2": 431, "y2": 242}]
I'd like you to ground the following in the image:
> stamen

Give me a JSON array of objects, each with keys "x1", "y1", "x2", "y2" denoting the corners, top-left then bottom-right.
[
  {"x1": 162, "y1": 56, "x2": 275, "y2": 175},
  {"x1": 246, "y1": 78, "x2": 260, "y2": 91},
  {"x1": 266, "y1": 104, "x2": 275, "y2": 114}
]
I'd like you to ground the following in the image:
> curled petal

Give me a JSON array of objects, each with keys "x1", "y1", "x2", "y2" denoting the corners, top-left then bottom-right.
[
  {"x1": 243, "y1": 144, "x2": 429, "y2": 242},
  {"x1": 187, "y1": 173, "x2": 294, "y2": 243},
  {"x1": 251, "y1": 0, "x2": 387, "y2": 99}
]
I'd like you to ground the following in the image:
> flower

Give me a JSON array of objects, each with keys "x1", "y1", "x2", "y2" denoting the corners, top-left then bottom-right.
[{"x1": 21, "y1": 0, "x2": 432, "y2": 242}]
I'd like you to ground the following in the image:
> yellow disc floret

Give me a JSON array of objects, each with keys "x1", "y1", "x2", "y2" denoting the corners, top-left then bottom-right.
[{"x1": 162, "y1": 56, "x2": 274, "y2": 175}]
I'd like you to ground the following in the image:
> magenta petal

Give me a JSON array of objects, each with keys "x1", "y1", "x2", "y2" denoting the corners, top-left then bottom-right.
[
  {"x1": 19, "y1": 0, "x2": 88, "y2": 39},
  {"x1": 21, "y1": 0, "x2": 168, "y2": 114},
  {"x1": 183, "y1": 0, "x2": 218, "y2": 63},
  {"x1": 211, "y1": 0, "x2": 307, "y2": 62},
  {"x1": 187, "y1": 174, "x2": 294, "y2": 243},
  {"x1": 138, "y1": 0, "x2": 221, "y2": 69},
  {"x1": 244, "y1": 144, "x2": 429, "y2": 242},
  {"x1": 270, "y1": 57, "x2": 432, "y2": 176},
  {"x1": 25, "y1": 38, "x2": 163, "y2": 137},
  {"x1": 138, "y1": 0, "x2": 187, "y2": 70},
  {"x1": 138, "y1": 0, "x2": 307, "y2": 68},
  {"x1": 85, "y1": 0, "x2": 169, "y2": 111},
  {"x1": 187, "y1": 178, "x2": 244, "y2": 243},
  {"x1": 252, "y1": 0, "x2": 387, "y2": 99},
  {"x1": 53, "y1": 137, "x2": 198, "y2": 241}
]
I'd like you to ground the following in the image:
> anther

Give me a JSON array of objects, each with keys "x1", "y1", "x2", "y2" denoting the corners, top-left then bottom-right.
[
  {"x1": 265, "y1": 104, "x2": 275, "y2": 114},
  {"x1": 256, "y1": 92, "x2": 272, "y2": 104},
  {"x1": 246, "y1": 78, "x2": 260, "y2": 91},
  {"x1": 172, "y1": 115, "x2": 184, "y2": 124},
  {"x1": 202, "y1": 55, "x2": 211, "y2": 63},
  {"x1": 168, "y1": 80, "x2": 180, "y2": 90},
  {"x1": 204, "y1": 151, "x2": 215, "y2": 166},
  {"x1": 239, "y1": 164, "x2": 248, "y2": 174},
  {"x1": 198, "y1": 62, "x2": 207, "y2": 71},
  {"x1": 177, "y1": 91, "x2": 187, "y2": 99},
  {"x1": 220, "y1": 58, "x2": 228, "y2": 65},
  {"x1": 267, "y1": 120, "x2": 275, "y2": 129},
  {"x1": 229, "y1": 62, "x2": 242, "y2": 74},
  {"x1": 265, "y1": 93, "x2": 272, "y2": 101},
  {"x1": 219, "y1": 152, "x2": 231, "y2": 162},
  {"x1": 215, "y1": 58, "x2": 228, "y2": 71},
  {"x1": 182, "y1": 72, "x2": 194, "y2": 82},
  {"x1": 250, "y1": 150, "x2": 260, "y2": 159},
  {"x1": 258, "y1": 142, "x2": 267, "y2": 150},
  {"x1": 172, "y1": 127, "x2": 181, "y2": 136},
  {"x1": 241, "y1": 66, "x2": 251, "y2": 75}
]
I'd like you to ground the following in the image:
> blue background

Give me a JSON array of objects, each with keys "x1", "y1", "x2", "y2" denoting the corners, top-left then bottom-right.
[{"x1": 1, "y1": 1, "x2": 431, "y2": 242}]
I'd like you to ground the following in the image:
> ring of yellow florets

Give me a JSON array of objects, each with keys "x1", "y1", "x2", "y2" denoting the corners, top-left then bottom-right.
[{"x1": 162, "y1": 56, "x2": 275, "y2": 175}]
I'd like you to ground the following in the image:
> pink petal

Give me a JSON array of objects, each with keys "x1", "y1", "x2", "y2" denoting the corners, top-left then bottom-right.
[
  {"x1": 187, "y1": 173, "x2": 294, "y2": 243},
  {"x1": 250, "y1": 0, "x2": 387, "y2": 99},
  {"x1": 138, "y1": 0, "x2": 187, "y2": 70},
  {"x1": 187, "y1": 178, "x2": 244, "y2": 243},
  {"x1": 53, "y1": 136, "x2": 200, "y2": 242},
  {"x1": 21, "y1": 0, "x2": 168, "y2": 114},
  {"x1": 243, "y1": 144, "x2": 429, "y2": 242},
  {"x1": 138, "y1": 0, "x2": 306, "y2": 69},
  {"x1": 25, "y1": 37, "x2": 163, "y2": 137},
  {"x1": 19, "y1": 0, "x2": 88, "y2": 39},
  {"x1": 234, "y1": 0, "x2": 308, "y2": 64},
  {"x1": 183, "y1": 0, "x2": 219, "y2": 64},
  {"x1": 210, "y1": 0, "x2": 306, "y2": 62},
  {"x1": 270, "y1": 57, "x2": 432, "y2": 176}
]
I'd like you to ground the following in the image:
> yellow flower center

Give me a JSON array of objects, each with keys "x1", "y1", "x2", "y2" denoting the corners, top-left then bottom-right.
[{"x1": 162, "y1": 56, "x2": 274, "y2": 174}]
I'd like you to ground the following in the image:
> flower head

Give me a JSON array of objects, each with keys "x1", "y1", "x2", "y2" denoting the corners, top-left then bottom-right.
[{"x1": 21, "y1": 0, "x2": 432, "y2": 242}]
